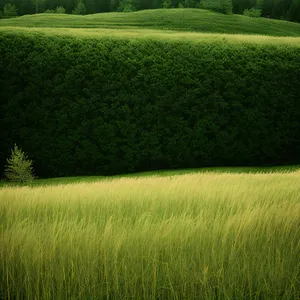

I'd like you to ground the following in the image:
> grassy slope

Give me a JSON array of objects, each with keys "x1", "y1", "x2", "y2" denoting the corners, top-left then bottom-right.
[
  {"x1": 1, "y1": 9, "x2": 300, "y2": 36},
  {"x1": 1, "y1": 165, "x2": 299, "y2": 188},
  {"x1": 1, "y1": 26, "x2": 300, "y2": 46}
]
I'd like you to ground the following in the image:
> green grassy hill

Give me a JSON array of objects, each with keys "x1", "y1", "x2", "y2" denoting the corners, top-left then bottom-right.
[{"x1": 1, "y1": 8, "x2": 300, "y2": 37}]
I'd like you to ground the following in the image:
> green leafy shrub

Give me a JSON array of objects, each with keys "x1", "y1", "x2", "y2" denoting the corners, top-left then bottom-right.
[
  {"x1": 44, "y1": 9, "x2": 55, "y2": 13},
  {"x1": 5, "y1": 144, "x2": 35, "y2": 183},
  {"x1": 3, "y1": 3, "x2": 18, "y2": 18},
  {"x1": 243, "y1": 7, "x2": 262, "y2": 18},
  {"x1": 0, "y1": 33, "x2": 300, "y2": 178},
  {"x1": 55, "y1": 6, "x2": 66, "y2": 14}
]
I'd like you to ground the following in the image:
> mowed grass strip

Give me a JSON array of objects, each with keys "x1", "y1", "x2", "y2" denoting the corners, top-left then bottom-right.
[
  {"x1": 1, "y1": 171, "x2": 299, "y2": 299},
  {"x1": 1, "y1": 9, "x2": 300, "y2": 37},
  {"x1": 1, "y1": 26, "x2": 300, "y2": 46}
]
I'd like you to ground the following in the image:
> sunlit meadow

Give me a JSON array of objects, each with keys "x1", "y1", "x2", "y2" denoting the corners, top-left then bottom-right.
[{"x1": 1, "y1": 171, "x2": 299, "y2": 299}]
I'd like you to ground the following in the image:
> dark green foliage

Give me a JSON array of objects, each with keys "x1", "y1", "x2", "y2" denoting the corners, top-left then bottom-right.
[
  {"x1": 72, "y1": 0, "x2": 86, "y2": 14},
  {"x1": 243, "y1": 7, "x2": 262, "y2": 17},
  {"x1": 0, "y1": 32, "x2": 300, "y2": 178},
  {"x1": 202, "y1": 0, "x2": 232, "y2": 14},
  {"x1": 220, "y1": 0, "x2": 232, "y2": 14},
  {"x1": 232, "y1": 0, "x2": 300, "y2": 21},
  {"x1": 118, "y1": 0, "x2": 136, "y2": 12},
  {"x1": 3, "y1": 3, "x2": 18, "y2": 18},
  {"x1": 55, "y1": 6, "x2": 66, "y2": 13},
  {"x1": 287, "y1": 0, "x2": 300, "y2": 22},
  {"x1": 44, "y1": 7, "x2": 67, "y2": 13},
  {"x1": 162, "y1": 0, "x2": 172, "y2": 8}
]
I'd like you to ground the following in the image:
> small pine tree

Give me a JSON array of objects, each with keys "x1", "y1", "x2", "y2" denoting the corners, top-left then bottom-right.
[
  {"x1": 72, "y1": 0, "x2": 86, "y2": 15},
  {"x1": 5, "y1": 144, "x2": 35, "y2": 183}
]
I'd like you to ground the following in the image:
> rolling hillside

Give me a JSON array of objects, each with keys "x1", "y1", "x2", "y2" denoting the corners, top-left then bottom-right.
[{"x1": 1, "y1": 8, "x2": 300, "y2": 37}]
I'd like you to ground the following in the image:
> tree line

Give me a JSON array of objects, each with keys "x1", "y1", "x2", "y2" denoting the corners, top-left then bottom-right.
[{"x1": 0, "y1": 0, "x2": 299, "y2": 22}]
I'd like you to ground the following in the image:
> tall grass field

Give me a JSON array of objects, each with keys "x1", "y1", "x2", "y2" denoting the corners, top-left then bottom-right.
[{"x1": 1, "y1": 171, "x2": 300, "y2": 299}]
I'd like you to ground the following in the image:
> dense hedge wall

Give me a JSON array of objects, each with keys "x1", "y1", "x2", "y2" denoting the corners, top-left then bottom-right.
[{"x1": 0, "y1": 33, "x2": 300, "y2": 178}]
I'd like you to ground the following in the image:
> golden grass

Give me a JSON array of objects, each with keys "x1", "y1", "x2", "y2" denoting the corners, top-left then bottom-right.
[
  {"x1": 1, "y1": 26, "x2": 300, "y2": 46},
  {"x1": 1, "y1": 171, "x2": 300, "y2": 299}
]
